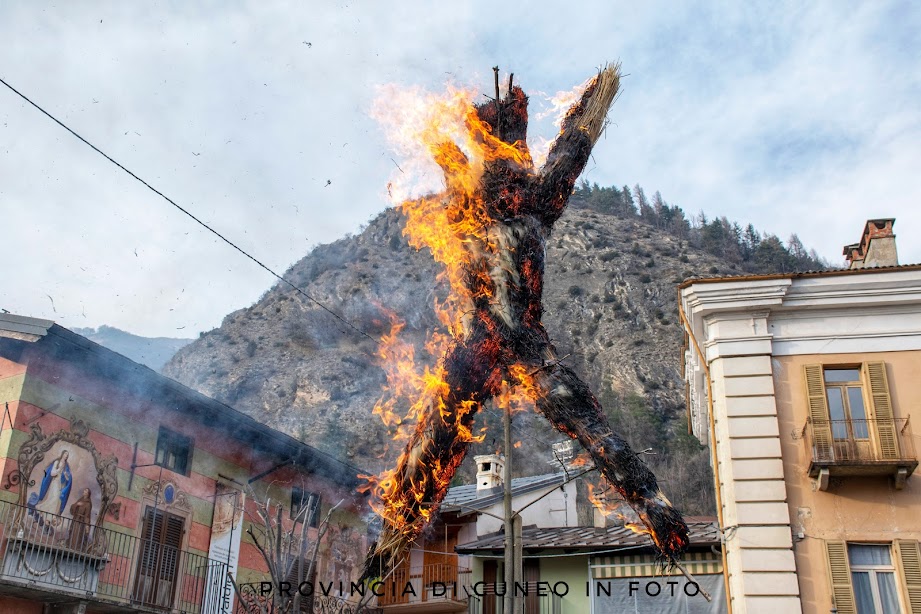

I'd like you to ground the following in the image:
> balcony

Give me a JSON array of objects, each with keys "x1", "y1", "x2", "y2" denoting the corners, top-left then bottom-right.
[
  {"x1": 804, "y1": 418, "x2": 918, "y2": 490},
  {"x1": 377, "y1": 563, "x2": 472, "y2": 613},
  {"x1": 463, "y1": 590, "x2": 561, "y2": 614},
  {"x1": 0, "y1": 499, "x2": 229, "y2": 612}
]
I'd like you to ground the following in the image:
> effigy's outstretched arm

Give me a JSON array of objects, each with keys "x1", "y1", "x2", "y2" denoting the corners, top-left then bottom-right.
[
  {"x1": 538, "y1": 63, "x2": 620, "y2": 224},
  {"x1": 520, "y1": 356, "x2": 689, "y2": 559}
]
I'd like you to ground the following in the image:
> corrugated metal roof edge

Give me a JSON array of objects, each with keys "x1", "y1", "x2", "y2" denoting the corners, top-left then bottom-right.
[
  {"x1": 442, "y1": 473, "x2": 567, "y2": 513},
  {"x1": 455, "y1": 521, "x2": 721, "y2": 553}
]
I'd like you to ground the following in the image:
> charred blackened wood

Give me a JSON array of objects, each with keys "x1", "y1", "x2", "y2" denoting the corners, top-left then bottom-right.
[{"x1": 528, "y1": 359, "x2": 689, "y2": 559}]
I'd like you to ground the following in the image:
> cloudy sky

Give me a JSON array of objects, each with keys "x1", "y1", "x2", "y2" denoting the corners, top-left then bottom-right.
[{"x1": 2, "y1": 2, "x2": 919, "y2": 338}]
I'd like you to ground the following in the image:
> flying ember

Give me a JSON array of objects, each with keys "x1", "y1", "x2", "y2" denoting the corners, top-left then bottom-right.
[{"x1": 361, "y1": 63, "x2": 689, "y2": 578}]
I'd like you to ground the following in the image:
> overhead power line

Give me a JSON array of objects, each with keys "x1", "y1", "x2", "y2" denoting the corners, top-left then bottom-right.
[
  {"x1": 1, "y1": 76, "x2": 568, "y2": 455},
  {"x1": 0, "y1": 75, "x2": 378, "y2": 345}
]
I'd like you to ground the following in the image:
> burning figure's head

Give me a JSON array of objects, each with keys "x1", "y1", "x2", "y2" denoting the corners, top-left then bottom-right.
[{"x1": 361, "y1": 63, "x2": 689, "y2": 579}]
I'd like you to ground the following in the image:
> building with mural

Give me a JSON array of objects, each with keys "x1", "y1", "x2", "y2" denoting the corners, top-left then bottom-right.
[
  {"x1": 679, "y1": 219, "x2": 921, "y2": 613},
  {"x1": 0, "y1": 313, "x2": 370, "y2": 614}
]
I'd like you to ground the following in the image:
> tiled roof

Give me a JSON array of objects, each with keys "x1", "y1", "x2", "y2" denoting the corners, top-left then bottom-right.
[
  {"x1": 455, "y1": 519, "x2": 720, "y2": 554},
  {"x1": 442, "y1": 472, "x2": 568, "y2": 514},
  {"x1": 678, "y1": 262, "x2": 921, "y2": 289}
]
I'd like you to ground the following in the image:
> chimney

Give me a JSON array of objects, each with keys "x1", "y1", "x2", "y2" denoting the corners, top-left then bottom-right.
[
  {"x1": 844, "y1": 218, "x2": 898, "y2": 269},
  {"x1": 593, "y1": 507, "x2": 607, "y2": 529},
  {"x1": 474, "y1": 454, "x2": 505, "y2": 492}
]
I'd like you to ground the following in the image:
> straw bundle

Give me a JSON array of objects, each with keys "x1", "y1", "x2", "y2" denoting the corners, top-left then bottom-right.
[{"x1": 570, "y1": 62, "x2": 621, "y2": 145}]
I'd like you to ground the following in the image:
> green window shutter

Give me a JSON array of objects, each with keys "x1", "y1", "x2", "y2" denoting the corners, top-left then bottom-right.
[
  {"x1": 895, "y1": 540, "x2": 921, "y2": 613},
  {"x1": 825, "y1": 540, "x2": 856, "y2": 614},
  {"x1": 864, "y1": 362, "x2": 899, "y2": 459},
  {"x1": 805, "y1": 364, "x2": 833, "y2": 460}
]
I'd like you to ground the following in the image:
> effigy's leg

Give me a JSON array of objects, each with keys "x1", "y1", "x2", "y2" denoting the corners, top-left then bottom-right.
[
  {"x1": 363, "y1": 330, "x2": 504, "y2": 577},
  {"x1": 521, "y1": 360, "x2": 689, "y2": 560}
]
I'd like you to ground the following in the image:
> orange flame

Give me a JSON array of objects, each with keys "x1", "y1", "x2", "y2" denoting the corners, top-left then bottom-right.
[
  {"x1": 586, "y1": 479, "x2": 622, "y2": 518},
  {"x1": 360, "y1": 66, "x2": 689, "y2": 569},
  {"x1": 371, "y1": 79, "x2": 539, "y2": 335},
  {"x1": 587, "y1": 478, "x2": 662, "y2": 546},
  {"x1": 529, "y1": 76, "x2": 594, "y2": 167},
  {"x1": 362, "y1": 78, "x2": 545, "y2": 535},
  {"x1": 624, "y1": 522, "x2": 653, "y2": 537}
]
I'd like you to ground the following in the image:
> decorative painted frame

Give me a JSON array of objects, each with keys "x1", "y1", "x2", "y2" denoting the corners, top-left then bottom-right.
[{"x1": 4, "y1": 418, "x2": 118, "y2": 556}]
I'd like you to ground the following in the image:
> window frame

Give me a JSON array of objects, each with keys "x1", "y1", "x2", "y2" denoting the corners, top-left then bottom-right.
[
  {"x1": 290, "y1": 486, "x2": 321, "y2": 527},
  {"x1": 154, "y1": 426, "x2": 194, "y2": 476},
  {"x1": 848, "y1": 543, "x2": 902, "y2": 613},
  {"x1": 133, "y1": 505, "x2": 187, "y2": 608},
  {"x1": 825, "y1": 539, "x2": 921, "y2": 614},
  {"x1": 823, "y1": 366, "x2": 871, "y2": 442},
  {"x1": 805, "y1": 361, "x2": 901, "y2": 463}
]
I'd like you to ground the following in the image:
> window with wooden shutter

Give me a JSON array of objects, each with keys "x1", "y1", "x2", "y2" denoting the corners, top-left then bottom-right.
[
  {"x1": 285, "y1": 557, "x2": 315, "y2": 613},
  {"x1": 483, "y1": 559, "x2": 497, "y2": 614},
  {"x1": 804, "y1": 361, "x2": 916, "y2": 490},
  {"x1": 134, "y1": 506, "x2": 185, "y2": 608},
  {"x1": 864, "y1": 362, "x2": 900, "y2": 460},
  {"x1": 895, "y1": 540, "x2": 921, "y2": 613},
  {"x1": 805, "y1": 364, "x2": 834, "y2": 460},
  {"x1": 826, "y1": 540, "x2": 857, "y2": 614},
  {"x1": 155, "y1": 426, "x2": 194, "y2": 475},
  {"x1": 291, "y1": 487, "x2": 321, "y2": 527},
  {"x1": 523, "y1": 559, "x2": 540, "y2": 614}
]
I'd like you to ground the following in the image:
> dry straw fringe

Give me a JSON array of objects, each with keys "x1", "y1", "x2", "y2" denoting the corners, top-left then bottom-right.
[{"x1": 578, "y1": 62, "x2": 621, "y2": 145}]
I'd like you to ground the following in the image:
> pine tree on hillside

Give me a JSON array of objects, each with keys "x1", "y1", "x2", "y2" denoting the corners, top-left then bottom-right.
[
  {"x1": 635, "y1": 184, "x2": 654, "y2": 222},
  {"x1": 743, "y1": 224, "x2": 761, "y2": 260},
  {"x1": 621, "y1": 185, "x2": 636, "y2": 216},
  {"x1": 754, "y1": 235, "x2": 794, "y2": 272},
  {"x1": 571, "y1": 182, "x2": 828, "y2": 274},
  {"x1": 788, "y1": 234, "x2": 806, "y2": 259},
  {"x1": 652, "y1": 191, "x2": 667, "y2": 229}
]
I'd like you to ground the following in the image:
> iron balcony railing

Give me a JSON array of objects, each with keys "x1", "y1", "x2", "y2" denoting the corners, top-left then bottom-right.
[
  {"x1": 234, "y1": 583, "x2": 385, "y2": 613},
  {"x1": 804, "y1": 418, "x2": 916, "y2": 465},
  {"x1": 376, "y1": 563, "x2": 473, "y2": 607},
  {"x1": 539, "y1": 591, "x2": 563, "y2": 614},
  {"x1": 0, "y1": 499, "x2": 230, "y2": 612},
  {"x1": 233, "y1": 582, "x2": 384, "y2": 614},
  {"x1": 464, "y1": 584, "x2": 561, "y2": 614}
]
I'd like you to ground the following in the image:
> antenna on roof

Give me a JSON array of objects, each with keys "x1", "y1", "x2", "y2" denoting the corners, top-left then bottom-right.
[{"x1": 551, "y1": 440, "x2": 574, "y2": 464}]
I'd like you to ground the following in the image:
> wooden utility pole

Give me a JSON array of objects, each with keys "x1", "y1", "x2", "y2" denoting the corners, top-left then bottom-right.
[
  {"x1": 503, "y1": 402, "x2": 515, "y2": 614},
  {"x1": 513, "y1": 513, "x2": 523, "y2": 614},
  {"x1": 502, "y1": 401, "x2": 525, "y2": 614}
]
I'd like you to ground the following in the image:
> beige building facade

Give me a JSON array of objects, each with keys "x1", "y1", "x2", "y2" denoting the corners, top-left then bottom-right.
[{"x1": 680, "y1": 253, "x2": 921, "y2": 613}]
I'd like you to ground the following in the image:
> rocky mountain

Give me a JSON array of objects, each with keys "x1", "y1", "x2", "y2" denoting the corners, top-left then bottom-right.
[
  {"x1": 163, "y1": 190, "x2": 826, "y2": 516},
  {"x1": 73, "y1": 325, "x2": 193, "y2": 371}
]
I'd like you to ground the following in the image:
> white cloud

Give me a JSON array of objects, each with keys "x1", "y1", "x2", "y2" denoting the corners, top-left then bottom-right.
[{"x1": 1, "y1": 1, "x2": 918, "y2": 336}]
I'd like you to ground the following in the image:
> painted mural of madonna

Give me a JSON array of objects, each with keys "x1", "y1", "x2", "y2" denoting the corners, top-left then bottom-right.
[
  {"x1": 25, "y1": 443, "x2": 102, "y2": 546},
  {"x1": 27, "y1": 448, "x2": 72, "y2": 528}
]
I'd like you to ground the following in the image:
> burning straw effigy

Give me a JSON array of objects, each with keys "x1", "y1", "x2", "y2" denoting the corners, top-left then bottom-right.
[{"x1": 361, "y1": 63, "x2": 689, "y2": 578}]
